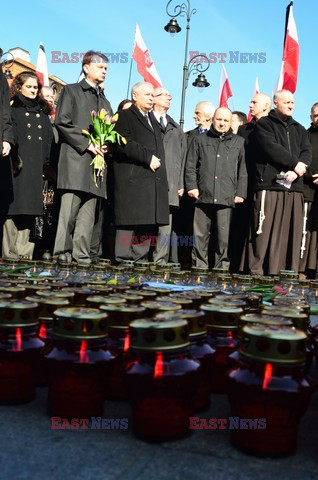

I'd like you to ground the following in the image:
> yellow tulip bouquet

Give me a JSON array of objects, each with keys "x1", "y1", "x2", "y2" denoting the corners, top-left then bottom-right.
[{"x1": 82, "y1": 109, "x2": 126, "y2": 187}]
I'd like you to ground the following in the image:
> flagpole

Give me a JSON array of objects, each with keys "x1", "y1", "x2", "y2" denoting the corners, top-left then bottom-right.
[{"x1": 126, "y1": 57, "x2": 133, "y2": 99}]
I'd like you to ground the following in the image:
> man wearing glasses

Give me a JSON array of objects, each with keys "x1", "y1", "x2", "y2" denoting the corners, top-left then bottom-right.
[{"x1": 152, "y1": 87, "x2": 186, "y2": 264}]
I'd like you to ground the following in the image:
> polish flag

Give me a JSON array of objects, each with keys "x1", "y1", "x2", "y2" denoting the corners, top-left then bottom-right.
[
  {"x1": 132, "y1": 24, "x2": 162, "y2": 88},
  {"x1": 36, "y1": 43, "x2": 49, "y2": 86},
  {"x1": 218, "y1": 64, "x2": 233, "y2": 108},
  {"x1": 274, "y1": 1, "x2": 299, "y2": 93},
  {"x1": 247, "y1": 77, "x2": 260, "y2": 122}
]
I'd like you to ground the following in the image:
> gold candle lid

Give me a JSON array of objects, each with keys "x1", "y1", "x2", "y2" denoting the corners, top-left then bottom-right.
[
  {"x1": 99, "y1": 305, "x2": 146, "y2": 328},
  {"x1": 240, "y1": 314, "x2": 294, "y2": 328},
  {"x1": 86, "y1": 295, "x2": 126, "y2": 307},
  {"x1": 0, "y1": 300, "x2": 39, "y2": 327},
  {"x1": 86, "y1": 284, "x2": 113, "y2": 294},
  {"x1": 142, "y1": 287, "x2": 172, "y2": 296},
  {"x1": 200, "y1": 305, "x2": 241, "y2": 329},
  {"x1": 53, "y1": 307, "x2": 108, "y2": 339},
  {"x1": 279, "y1": 270, "x2": 299, "y2": 280},
  {"x1": 141, "y1": 300, "x2": 182, "y2": 314},
  {"x1": 208, "y1": 298, "x2": 246, "y2": 310},
  {"x1": 160, "y1": 295, "x2": 193, "y2": 307},
  {"x1": 26, "y1": 296, "x2": 70, "y2": 320},
  {"x1": 70, "y1": 288, "x2": 97, "y2": 306},
  {"x1": 155, "y1": 309, "x2": 206, "y2": 336},
  {"x1": 22, "y1": 284, "x2": 51, "y2": 295},
  {"x1": 255, "y1": 276, "x2": 276, "y2": 285},
  {"x1": 129, "y1": 318, "x2": 189, "y2": 352},
  {"x1": 240, "y1": 324, "x2": 307, "y2": 364},
  {"x1": 0, "y1": 286, "x2": 26, "y2": 298},
  {"x1": 118, "y1": 293, "x2": 144, "y2": 304}
]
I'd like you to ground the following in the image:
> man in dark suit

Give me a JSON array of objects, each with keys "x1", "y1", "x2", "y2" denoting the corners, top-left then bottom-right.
[
  {"x1": 53, "y1": 50, "x2": 113, "y2": 264},
  {"x1": 179, "y1": 101, "x2": 215, "y2": 269},
  {"x1": 152, "y1": 86, "x2": 186, "y2": 264},
  {"x1": 0, "y1": 57, "x2": 13, "y2": 252},
  {"x1": 113, "y1": 81, "x2": 169, "y2": 262}
]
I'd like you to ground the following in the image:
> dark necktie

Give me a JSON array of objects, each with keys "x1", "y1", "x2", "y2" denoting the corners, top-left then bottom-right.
[
  {"x1": 145, "y1": 113, "x2": 153, "y2": 130},
  {"x1": 159, "y1": 116, "x2": 166, "y2": 132}
]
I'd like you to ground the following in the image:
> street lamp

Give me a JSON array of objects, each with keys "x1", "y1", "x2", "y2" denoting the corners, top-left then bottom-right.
[
  {"x1": 164, "y1": 0, "x2": 210, "y2": 129},
  {"x1": 0, "y1": 51, "x2": 14, "y2": 80}
]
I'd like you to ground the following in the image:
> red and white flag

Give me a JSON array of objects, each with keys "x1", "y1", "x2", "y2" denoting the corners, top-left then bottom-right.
[
  {"x1": 132, "y1": 24, "x2": 162, "y2": 88},
  {"x1": 274, "y1": 1, "x2": 299, "y2": 93},
  {"x1": 247, "y1": 76, "x2": 260, "y2": 122},
  {"x1": 218, "y1": 64, "x2": 233, "y2": 108},
  {"x1": 36, "y1": 43, "x2": 49, "y2": 86}
]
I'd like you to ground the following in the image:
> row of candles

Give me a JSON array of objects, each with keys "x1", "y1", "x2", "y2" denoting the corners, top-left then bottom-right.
[{"x1": 0, "y1": 261, "x2": 317, "y2": 456}]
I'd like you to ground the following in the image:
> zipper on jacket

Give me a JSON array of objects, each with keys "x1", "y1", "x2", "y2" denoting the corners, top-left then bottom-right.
[{"x1": 286, "y1": 127, "x2": 291, "y2": 153}]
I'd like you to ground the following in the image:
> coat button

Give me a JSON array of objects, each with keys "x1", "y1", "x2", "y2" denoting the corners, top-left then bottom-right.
[
  {"x1": 217, "y1": 154, "x2": 220, "y2": 157},
  {"x1": 215, "y1": 176, "x2": 218, "y2": 179},
  {"x1": 38, "y1": 137, "x2": 42, "y2": 140},
  {"x1": 38, "y1": 125, "x2": 42, "y2": 129},
  {"x1": 214, "y1": 198, "x2": 217, "y2": 202},
  {"x1": 27, "y1": 123, "x2": 31, "y2": 128},
  {"x1": 25, "y1": 112, "x2": 30, "y2": 116},
  {"x1": 27, "y1": 135, "x2": 31, "y2": 140},
  {"x1": 36, "y1": 113, "x2": 40, "y2": 118}
]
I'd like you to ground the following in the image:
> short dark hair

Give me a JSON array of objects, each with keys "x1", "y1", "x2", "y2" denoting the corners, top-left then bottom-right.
[
  {"x1": 117, "y1": 99, "x2": 132, "y2": 111},
  {"x1": 311, "y1": 102, "x2": 318, "y2": 114},
  {"x1": 232, "y1": 111, "x2": 248, "y2": 124},
  {"x1": 82, "y1": 50, "x2": 108, "y2": 68}
]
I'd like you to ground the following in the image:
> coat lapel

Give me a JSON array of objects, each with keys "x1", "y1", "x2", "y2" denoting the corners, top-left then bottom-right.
[{"x1": 131, "y1": 104, "x2": 154, "y2": 134}]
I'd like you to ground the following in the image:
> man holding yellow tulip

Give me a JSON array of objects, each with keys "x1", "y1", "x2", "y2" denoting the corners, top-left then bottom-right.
[{"x1": 53, "y1": 50, "x2": 113, "y2": 264}]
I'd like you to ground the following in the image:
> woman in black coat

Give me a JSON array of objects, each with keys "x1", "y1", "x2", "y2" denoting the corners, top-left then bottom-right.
[{"x1": 2, "y1": 71, "x2": 53, "y2": 259}]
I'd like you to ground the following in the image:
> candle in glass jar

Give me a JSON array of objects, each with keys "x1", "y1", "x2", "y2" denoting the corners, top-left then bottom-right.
[
  {"x1": 45, "y1": 307, "x2": 116, "y2": 418},
  {"x1": 0, "y1": 300, "x2": 44, "y2": 404},
  {"x1": 126, "y1": 318, "x2": 200, "y2": 440},
  {"x1": 227, "y1": 324, "x2": 314, "y2": 456}
]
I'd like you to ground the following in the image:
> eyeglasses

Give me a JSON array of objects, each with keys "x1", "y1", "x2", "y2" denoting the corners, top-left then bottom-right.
[{"x1": 155, "y1": 93, "x2": 172, "y2": 99}]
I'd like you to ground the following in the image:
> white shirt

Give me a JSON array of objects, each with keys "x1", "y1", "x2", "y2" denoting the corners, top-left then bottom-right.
[{"x1": 153, "y1": 111, "x2": 167, "y2": 127}]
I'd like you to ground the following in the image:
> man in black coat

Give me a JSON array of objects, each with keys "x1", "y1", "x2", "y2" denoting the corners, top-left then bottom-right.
[
  {"x1": 248, "y1": 90, "x2": 312, "y2": 275},
  {"x1": 230, "y1": 93, "x2": 271, "y2": 272},
  {"x1": 185, "y1": 107, "x2": 247, "y2": 269},
  {"x1": 299, "y1": 102, "x2": 318, "y2": 276},
  {"x1": 113, "y1": 81, "x2": 169, "y2": 262},
  {"x1": 53, "y1": 51, "x2": 113, "y2": 264},
  {"x1": 152, "y1": 86, "x2": 187, "y2": 264},
  {"x1": 0, "y1": 62, "x2": 13, "y2": 251},
  {"x1": 179, "y1": 101, "x2": 215, "y2": 269}
]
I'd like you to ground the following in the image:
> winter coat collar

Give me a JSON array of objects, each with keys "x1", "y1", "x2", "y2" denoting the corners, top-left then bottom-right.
[
  {"x1": 12, "y1": 94, "x2": 41, "y2": 112},
  {"x1": 207, "y1": 126, "x2": 233, "y2": 140},
  {"x1": 308, "y1": 123, "x2": 318, "y2": 133},
  {"x1": 268, "y1": 108, "x2": 298, "y2": 127}
]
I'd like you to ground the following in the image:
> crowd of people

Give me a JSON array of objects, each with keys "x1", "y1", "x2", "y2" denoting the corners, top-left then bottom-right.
[{"x1": 0, "y1": 49, "x2": 317, "y2": 277}]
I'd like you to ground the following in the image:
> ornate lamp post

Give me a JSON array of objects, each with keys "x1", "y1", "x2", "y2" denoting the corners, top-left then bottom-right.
[
  {"x1": 164, "y1": 1, "x2": 210, "y2": 129},
  {"x1": 0, "y1": 50, "x2": 14, "y2": 79}
]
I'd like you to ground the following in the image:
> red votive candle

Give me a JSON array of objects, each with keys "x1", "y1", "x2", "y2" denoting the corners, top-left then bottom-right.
[
  {"x1": 99, "y1": 305, "x2": 146, "y2": 400},
  {"x1": 126, "y1": 318, "x2": 200, "y2": 440},
  {"x1": 227, "y1": 324, "x2": 314, "y2": 456},
  {"x1": 0, "y1": 300, "x2": 44, "y2": 404},
  {"x1": 201, "y1": 305, "x2": 241, "y2": 393},
  {"x1": 45, "y1": 307, "x2": 115, "y2": 418}
]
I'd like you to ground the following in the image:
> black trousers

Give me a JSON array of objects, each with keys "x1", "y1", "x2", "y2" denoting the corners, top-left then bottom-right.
[
  {"x1": 192, "y1": 204, "x2": 232, "y2": 269},
  {"x1": 115, "y1": 225, "x2": 156, "y2": 262}
]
